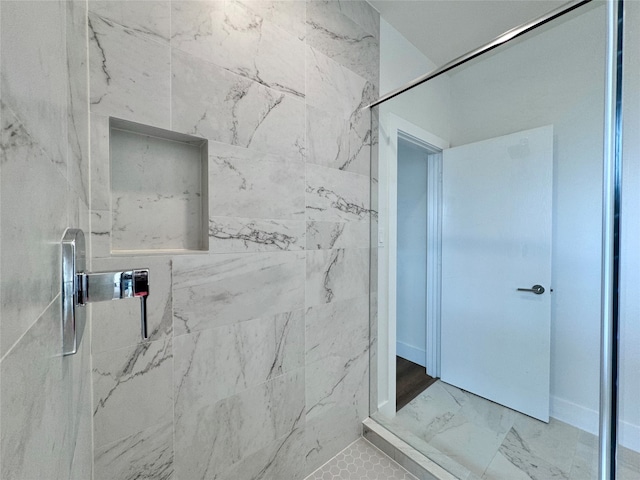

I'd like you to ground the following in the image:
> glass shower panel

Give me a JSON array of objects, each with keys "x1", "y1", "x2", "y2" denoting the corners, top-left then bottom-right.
[
  {"x1": 370, "y1": 3, "x2": 608, "y2": 479},
  {"x1": 618, "y1": 1, "x2": 640, "y2": 478}
]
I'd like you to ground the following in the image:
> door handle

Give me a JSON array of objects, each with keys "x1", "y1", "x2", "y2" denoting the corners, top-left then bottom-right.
[{"x1": 517, "y1": 284, "x2": 545, "y2": 295}]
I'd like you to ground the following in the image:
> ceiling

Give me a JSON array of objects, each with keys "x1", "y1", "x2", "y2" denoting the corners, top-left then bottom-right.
[{"x1": 368, "y1": 0, "x2": 569, "y2": 66}]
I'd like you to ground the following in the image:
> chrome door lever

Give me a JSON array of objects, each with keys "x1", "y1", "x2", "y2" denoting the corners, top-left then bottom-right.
[
  {"x1": 62, "y1": 228, "x2": 150, "y2": 356},
  {"x1": 517, "y1": 284, "x2": 545, "y2": 295}
]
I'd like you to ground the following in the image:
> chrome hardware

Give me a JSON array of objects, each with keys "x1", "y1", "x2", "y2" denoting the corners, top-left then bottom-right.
[
  {"x1": 517, "y1": 284, "x2": 545, "y2": 295},
  {"x1": 61, "y1": 228, "x2": 150, "y2": 356}
]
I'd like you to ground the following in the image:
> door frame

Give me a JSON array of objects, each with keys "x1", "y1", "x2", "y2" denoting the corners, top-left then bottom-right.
[{"x1": 377, "y1": 113, "x2": 448, "y2": 417}]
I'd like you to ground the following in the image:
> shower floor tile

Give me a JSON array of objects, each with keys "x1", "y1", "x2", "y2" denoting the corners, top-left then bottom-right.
[
  {"x1": 305, "y1": 438, "x2": 418, "y2": 480},
  {"x1": 372, "y1": 380, "x2": 640, "y2": 479}
]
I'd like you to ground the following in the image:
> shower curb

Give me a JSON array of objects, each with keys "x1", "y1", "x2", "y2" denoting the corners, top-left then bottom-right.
[{"x1": 362, "y1": 418, "x2": 458, "y2": 480}]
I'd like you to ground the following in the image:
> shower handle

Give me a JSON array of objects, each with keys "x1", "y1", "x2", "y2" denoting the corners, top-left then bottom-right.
[
  {"x1": 61, "y1": 228, "x2": 150, "y2": 356},
  {"x1": 517, "y1": 284, "x2": 545, "y2": 295}
]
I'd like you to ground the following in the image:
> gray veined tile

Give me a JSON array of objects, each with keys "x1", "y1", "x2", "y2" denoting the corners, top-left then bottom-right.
[
  {"x1": 174, "y1": 368, "x2": 305, "y2": 479},
  {"x1": 209, "y1": 142, "x2": 305, "y2": 219},
  {"x1": 91, "y1": 256, "x2": 173, "y2": 354},
  {"x1": 92, "y1": 337, "x2": 173, "y2": 448},
  {"x1": 67, "y1": 0, "x2": 90, "y2": 208},
  {"x1": 90, "y1": 210, "x2": 112, "y2": 260},
  {"x1": 209, "y1": 217, "x2": 305, "y2": 253},
  {"x1": 89, "y1": 0, "x2": 171, "y2": 45},
  {"x1": 305, "y1": 296, "x2": 369, "y2": 365},
  {"x1": 306, "y1": 220, "x2": 370, "y2": 250},
  {"x1": 0, "y1": 105, "x2": 68, "y2": 357},
  {"x1": 88, "y1": 11, "x2": 170, "y2": 127},
  {"x1": 306, "y1": 0, "x2": 379, "y2": 86},
  {"x1": 304, "y1": 403, "x2": 365, "y2": 475},
  {"x1": 306, "y1": 163, "x2": 371, "y2": 223},
  {"x1": 307, "y1": 103, "x2": 372, "y2": 175},
  {"x1": 306, "y1": 45, "x2": 376, "y2": 115},
  {"x1": 238, "y1": 0, "x2": 307, "y2": 41},
  {"x1": 333, "y1": 0, "x2": 380, "y2": 40},
  {"x1": 306, "y1": 248, "x2": 369, "y2": 307},
  {"x1": 211, "y1": 425, "x2": 306, "y2": 480},
  {"x1": 90, "y1": 114, "x2": 111, "y2": 212},
  {"x1": 1, "y1": 298, "x2": 74, "y2": 480},
  {"x1": 174, "y1": 310, "x2": 304, "y2": 413},
  {"x1": 171, "y1": 0, "x2": 305, "y2": 99},
  {"x1": 171, "y1": 49, "x2": 305, "y2": 163},
  {"x1": 305, "y1": 350, "x2": 369, "y2": 423},
  {"x1": 1, "y1": 0, "x2": 68, "y2": 175},
  {"x1": 172, "y1": 251, "x2": 305, "y2": 335},
  {"x1": 483, "y1": 428, "x2": 569, "y2": 480},
  {"x1": 94, "y1": 420, "x2": 174, "y2": 480}
]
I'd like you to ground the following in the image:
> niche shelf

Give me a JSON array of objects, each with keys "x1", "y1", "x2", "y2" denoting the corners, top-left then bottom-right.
[{"x1": 110, "y1": 118, "x2": 208, "y2": 253}]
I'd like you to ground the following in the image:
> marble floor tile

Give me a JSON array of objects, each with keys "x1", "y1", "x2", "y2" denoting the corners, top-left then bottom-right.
[{"x1": 375, "y1": 381, "x2": 615, "y2": 480}]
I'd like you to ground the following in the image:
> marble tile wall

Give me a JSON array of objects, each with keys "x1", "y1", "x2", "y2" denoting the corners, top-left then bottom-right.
[
  {"x1": 0, "y1": 0, "x2": 93, "y2": 479},
  {"x1": 85, "y1": 1, "x2": 379, "y2": 479}
]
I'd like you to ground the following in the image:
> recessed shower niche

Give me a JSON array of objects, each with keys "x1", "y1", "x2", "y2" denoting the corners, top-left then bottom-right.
[{"x1": 110, "y1": 118, "x2": 208, "y2": 253}]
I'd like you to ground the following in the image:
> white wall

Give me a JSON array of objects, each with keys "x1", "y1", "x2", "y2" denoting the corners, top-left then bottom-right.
[
  {"x1": 396, "y1": 138, "x2": 429, "y2": 366},
  {"x1": 448, "y1": 5, "x2": 607, "y2": 434}
]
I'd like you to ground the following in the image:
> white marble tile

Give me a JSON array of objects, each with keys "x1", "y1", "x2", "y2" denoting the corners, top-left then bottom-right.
[
  {"x1": 90, "y1": 114, "x2": 111, "y2": 212},
  {"x1": 174, "y1": 309, "x2": 304, "y2": 412},
  {"x1": 0, "y1": 105, "x2": 69, "y2": 356},
  {"x1": 306, "y1": 0, "x2": 379, "y2": 85},
  {"x1": 486, "y1": 429, "x2": 570, "y2": 480},
  {"x1": 174, "y1": 368, "x2": 305, "y2": 479},
  {"x1": 304, "y1": 403, "x2": 364, "y2": 475},
  {"x1": 334, "y1": 0, "x2": 380, "y2": 40},
  {"x1": 171, "y1": 0, "x2": 305, "y2": 98},
  {"x1": 305, "y1": 296, "x2": 369, "y2": 365},
  {"x1": 568, "y1": 431, "x2": 598, "y2": 480},
  {"x1": 67, "y1": 0, "x2": 90, "y2": 207},
  {"x1": 171, "y1": 49, "x2": 305, "y2": 162},
  {"x1": 508, "y1": 416, "x2": 580, "y2": 475},
  {"x1": 306, "y1": 163, "x2": 371, "y2": 223},
  {"x1": 209, "y1": 217, "x2": 305, "y2": 253},
  {"x1": 90, "y1": 209, "x2": 112, "y2": 259},
  {"x1": 91, "y1": 256, "x2": 173, "y2": 353},
  {"x1": 110, "y1": 127, "x2": 206, "y2": 252},
  {"x1": 0, "y1": 298, "x2": 78, "y2": 480},
  {"x1": 209, "y1": 142, "x2": 305, "y2": 219},
  {"x1": 394, "y1": 382, "x2": 467, "y2": 437},
  {"x1": 306, "y1": 45, "x2": 375, "y2": 115},
  {"x1": 89, "y1": 0, "x2": 170, "y2": 45},
  {"x1": 307, "y1": 103, "x2": 372, "y2": 175},
  {"x1": 305, "y1": 350, "x2": 369, "y2": 423},
  {"x1": 211, "y1": 426, "x2": 306, "y2": 480},
  {"x1": 89, "y1": 11, "x2": 170, "y2": 127},
  {"x1": 172, "y1": 251, "x2": 305, "y2": 335},
  {"x1": 239, "y1": 0, "x2": 307, "y2": 40},
  {"x1": 306, "y1": 220, "x2": 370, "y2": 250},
  {"x1": 1, "y1": 0, "x2": 68, "y2": 175},
  {"x1": 94, "y1": 421, "x2": 173, "y2": 480},
  {"x1": 306, "y1": 248, "x2": 369, "y2": 306},
  {"x1": 92, "y1": 337, "x2": 173, "y2": 448}
]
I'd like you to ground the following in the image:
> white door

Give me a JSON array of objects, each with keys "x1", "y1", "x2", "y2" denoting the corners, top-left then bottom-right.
[{"x1": 440, "y1": 125, "x2": 553, "y2": 422}]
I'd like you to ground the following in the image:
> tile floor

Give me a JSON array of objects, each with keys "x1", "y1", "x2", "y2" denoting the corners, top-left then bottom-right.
[
  {"x1": 305, "y1": 438, "x2": 418, "y2": 480},
  {"x1": 371, "y1": 380, "x2": 640, "y2": 480}
]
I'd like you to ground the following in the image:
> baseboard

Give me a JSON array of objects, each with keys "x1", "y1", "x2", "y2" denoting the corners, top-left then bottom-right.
[
  {"x1": 619, "y1": 419, "x2": 640, "y2": 453},
  {"x1": 396, "y1": 341, "x2": 426, "y2": 367},
  {"x1": 551, "y1": 395, "x2": 599, "y2": 436},
  {"x1": 551, "y1": 396, "x2": 639, "y2": 453}
]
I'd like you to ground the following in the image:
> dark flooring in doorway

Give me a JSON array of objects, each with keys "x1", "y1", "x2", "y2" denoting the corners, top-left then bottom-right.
[{"x1": 396, "y1": 356, "x2": 438, "y2": 411}]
